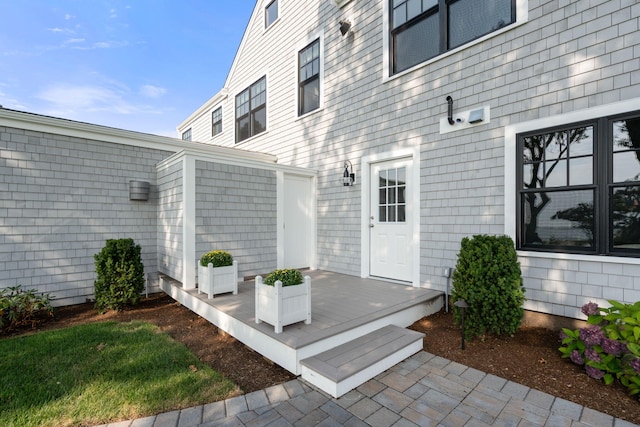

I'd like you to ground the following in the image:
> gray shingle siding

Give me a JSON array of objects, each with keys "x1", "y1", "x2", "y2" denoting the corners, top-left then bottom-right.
[
  {"x1": 0, "y1": 126, "x2": 172, "y2": 306},
  {"x1": 195, "y1": 161, "x2": 277, "y2": 278},
  {"x1": 157, "y1": 160, "x2": 184, "y2": 283}
]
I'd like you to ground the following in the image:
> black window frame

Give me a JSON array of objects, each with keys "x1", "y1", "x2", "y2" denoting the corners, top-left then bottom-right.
[
  {"x1": 298, "y1": 38, "x2": 321, "y2": 116},
  {"x1": 182, "y1": 128, "x2": 192, "y2": 141},
  {"x1": 516, "y1": 111, "x2": 640, "y2": 257},
  {"x1": 235, "y1": 76, "x2": 267, "y2": 144},
  {"x1": 389, "y1": 0, "x2": 516, "y2": 75},
  {"x1": 265, "y1": 0, "x2": 278, "y2": 28},
  {"x1": 212, "y1": 106, "x2": 222, "y2": 137}
]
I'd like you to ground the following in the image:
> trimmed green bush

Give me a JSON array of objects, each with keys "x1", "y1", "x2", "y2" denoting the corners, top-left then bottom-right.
[
  {"x1": 451, "y1": 234, "x2": 525, "y2": 339},
  {"x1": 200, "y1": 250, "x2": 233, "y2": 267},
  {"x1": 94, "y1": 238, "x2": 145, "y2": 312},
  {"x1": 264, "y1": 269, "x2": 303, "y2": 287},
  {"x1": 0, "y1": 285, "x2": 53, "y2": 333}
]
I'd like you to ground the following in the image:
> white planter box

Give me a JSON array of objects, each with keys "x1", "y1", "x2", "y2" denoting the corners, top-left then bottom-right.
[
  {"x1": 198, "y1": 260, "x2": 238, "y2": 299},
  {"x1": 255, "y1": 275, "x2": 311, "y2": 333}
]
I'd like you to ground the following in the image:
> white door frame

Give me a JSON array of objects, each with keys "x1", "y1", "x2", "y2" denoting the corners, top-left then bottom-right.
[{"x1": 361, "y1": 147, "x2": 420, "y2": 287}]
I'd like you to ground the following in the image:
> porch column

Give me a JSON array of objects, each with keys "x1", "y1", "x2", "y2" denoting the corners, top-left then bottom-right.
[{"x1": 182, "y1": 155, "x2": 196, "y2": 289}]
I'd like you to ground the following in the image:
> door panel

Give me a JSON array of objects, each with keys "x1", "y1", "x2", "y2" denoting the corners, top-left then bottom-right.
[
  {"x1": 284, "y1": 174, "x2": 312, "y2": 268},
  {"x1": 370, "y1": 159, "x2": 413, "y2": 282}
]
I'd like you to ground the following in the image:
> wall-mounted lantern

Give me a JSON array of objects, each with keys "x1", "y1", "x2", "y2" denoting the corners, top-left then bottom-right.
[
  {"x1": 343, "y1": 160, "x2": 355, "y2": 186},
  {"x1": 339, "y1": 19, "x2": 352, "y2": 36}
]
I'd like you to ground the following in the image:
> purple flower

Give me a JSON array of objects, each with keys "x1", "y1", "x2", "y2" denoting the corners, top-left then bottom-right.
[
  {"x1": 579, "y1": 325, "x2": 604, "y2": 346},
  {"x1": 601, "y1": 338, "x2": 623, "y2": 356},
  {"x1": 584, "y1": 347, "x2": 601, "y2": 363},
  {"x1": 586, "y1": 366, "x2": 605, "y2": 380},
  {"x1": 630, "y1": 358, "x2": 640, "y2": 374},
  {"x1": 581, "y1": 302, "x2": 600, "y2": 316},
  {"x1": 570, "y1": 350, "x2": 584, "y2": 365}
]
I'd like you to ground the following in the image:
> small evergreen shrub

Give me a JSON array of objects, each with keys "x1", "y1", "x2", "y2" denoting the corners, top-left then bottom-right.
[
  {"x1": 451, "y1": 234, "x2": 525, "y2": 339},
  {"x1": 0, "y1": 285, "x2": 53, "y2": 333},
  {"x1": 94, "y1": 238, "x2": 145, "y2": 312},
  {"x1": 559, "y1": 300, "x2": 640, "y2": 395},
  {"x1": 264, "y1": 269, "x2": 303, "y2": 287},
  {"x1": 200, "y1": 250, "x2": 233, "y2": 268}
]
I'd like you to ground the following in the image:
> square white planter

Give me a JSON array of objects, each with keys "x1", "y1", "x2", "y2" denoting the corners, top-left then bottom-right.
[
  {"x1": 198, "y1": 260, "x2": 238, "y2": 299},
  {"x1": 255, "y1": 275, "x2": 311, "y2": 333}
]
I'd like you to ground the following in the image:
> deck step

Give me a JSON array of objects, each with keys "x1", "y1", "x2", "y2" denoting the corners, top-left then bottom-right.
[{"x1": 300, "y1": 325, "x2": 425, "y2": 398}]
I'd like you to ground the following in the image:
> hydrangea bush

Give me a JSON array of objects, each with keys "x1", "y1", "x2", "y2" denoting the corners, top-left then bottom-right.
[{"x1": 559, "y1": 300, "x2": 640, "y2": 395}]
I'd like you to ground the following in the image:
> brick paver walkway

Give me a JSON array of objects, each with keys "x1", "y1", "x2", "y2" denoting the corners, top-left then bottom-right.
[{"x1": 96, "y1": 351, "x2": 638, "y2": 427}]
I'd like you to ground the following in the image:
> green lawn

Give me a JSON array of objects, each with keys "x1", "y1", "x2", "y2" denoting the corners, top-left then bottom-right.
[{"x1": 0, "y1": 321, "x2": 238, "y2": 427}]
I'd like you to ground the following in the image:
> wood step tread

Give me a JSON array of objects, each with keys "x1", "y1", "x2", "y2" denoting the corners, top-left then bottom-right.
[{"x1": 300, "y1": 325, "x2": 424, "y2": 382}]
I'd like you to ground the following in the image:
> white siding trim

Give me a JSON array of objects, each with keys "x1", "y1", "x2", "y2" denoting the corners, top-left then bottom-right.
[
  {"x1": 360, "y1": 147, "x2": 420, "y2": 287},
  {"x1": 183, "y1": 156, "x2": 197, "y2": 289},
  {"x1": 177, "y1": 90, "x2": 228, "y2": 135},
  {"x1": 504, "y1": 97, "x2": 640, "y2": 262}
]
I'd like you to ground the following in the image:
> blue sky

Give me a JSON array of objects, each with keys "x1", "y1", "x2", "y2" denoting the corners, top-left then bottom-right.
[{"x1": 0, "y1": 1, "x2": 255, "y2": 137}]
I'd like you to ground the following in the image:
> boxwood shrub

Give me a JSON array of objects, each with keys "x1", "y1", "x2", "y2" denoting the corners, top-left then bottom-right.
[
  {"x1": 451, "y1": 234, "x2": 525, "y2": 339},
  {"x1": 94, "y1": 238, "x2": 145, "y2": 312}
]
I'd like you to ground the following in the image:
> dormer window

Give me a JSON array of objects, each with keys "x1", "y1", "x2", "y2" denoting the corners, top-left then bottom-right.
[{"x1": 265, "y1": 0, "x2": 278, "y2": 28}]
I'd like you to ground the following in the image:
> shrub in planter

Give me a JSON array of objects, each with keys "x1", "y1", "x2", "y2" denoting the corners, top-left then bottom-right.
[
  {"x1": 0, "y1": 285, "x2": 53, "y2": 333},
  {"x1": 255, "y1": 269, "x2": 310, "y2": 333},
  {"x1": 198, "y1": 250, "x2": 237, "y2": 299},
  {"x1": 200, "y1": 250, "x2": 233, "y2": 268},
  {"x1": 451, "y1": 234, "x2": 525, "y2": 340},
  {"x1": 94, "y1": 238, "x2": 145, "y2": 312},
  {"x1": 559, "y1": 300, "x2": 640, "y2": 395},
  {"x1": 263, "y1": 269, "x2": 303, "y2": 287}
]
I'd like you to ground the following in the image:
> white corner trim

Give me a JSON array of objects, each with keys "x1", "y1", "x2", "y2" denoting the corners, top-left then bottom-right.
[{"x1": 177, "y1": 89, "x2": 228, "y2": 133}]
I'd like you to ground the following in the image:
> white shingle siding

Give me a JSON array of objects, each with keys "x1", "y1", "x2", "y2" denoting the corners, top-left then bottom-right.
[
  {"x1": 0, "y1": 126, "x2": 171, "y2": 306},
  {"x1": 179, "y1": 0, "x2": 640, "y2": 318},
  {"x1": 195, "y1": 160, "x2": 277, "y2": 278}
]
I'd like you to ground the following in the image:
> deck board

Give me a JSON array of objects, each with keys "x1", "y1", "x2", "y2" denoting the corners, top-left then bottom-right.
[{"x1": 181, "y1": 270, "x2": 441, "y2": 349}]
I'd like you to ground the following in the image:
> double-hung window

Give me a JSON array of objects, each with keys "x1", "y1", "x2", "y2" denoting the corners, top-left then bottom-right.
[
  {"x1": 182, "y1": 128, "x2": 192, "y2": 141},
  {"x1": 212, "y1": 107, "x2": 222, "y2": 137},
  {"x1": 390, "y1": 0, "x2": 515, "y2": 75},
  {"x1": 236, "y1": 76, "x2": 267, "y2": 143},
  {"x1": 298, "y1": 38, "x2": 320, "y2": 116},
  {"x1": 516, "y1": 112, "x2": 640, "y2": 256}
]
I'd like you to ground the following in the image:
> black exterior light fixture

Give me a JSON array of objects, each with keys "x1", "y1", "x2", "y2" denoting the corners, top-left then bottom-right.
[
  {"x1": 339, "y1": 19, "x2": 351, "y2": 36},
  {"x1": 454, "y1": 298, "x2": 469, "y2": 350},
  {"x1": 343, "y1": 160, "x2": 355, "y2": 186}
]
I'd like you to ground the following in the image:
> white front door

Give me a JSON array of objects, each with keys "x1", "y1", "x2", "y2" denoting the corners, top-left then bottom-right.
[{"x1": 369, "y1": 158, "x2": 413, "y2": 282}]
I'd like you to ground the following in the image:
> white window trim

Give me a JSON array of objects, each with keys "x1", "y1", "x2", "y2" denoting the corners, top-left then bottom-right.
[
  {"x1": 264, "y1": 0, "x2": 280, "y2": 31},
  {"x1": 294, "y1": 30, "x2": 325, "y2": 120},
  {"x1": 382, "y1": 0, "x2": 529, "y2": 82},
  {"x1": 504, "y1": 97, "x2": 640, "y2": 264}
]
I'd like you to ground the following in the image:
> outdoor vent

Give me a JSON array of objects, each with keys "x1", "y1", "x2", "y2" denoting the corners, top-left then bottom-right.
[{"x1": 129, "y1": 180, "x2": 150, "y2": 201}]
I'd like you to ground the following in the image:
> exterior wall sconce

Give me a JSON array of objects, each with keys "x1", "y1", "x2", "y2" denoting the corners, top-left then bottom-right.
[
  {"x1": 339, "y1": 19, "x2": 351, "y2": 36},
  {"x1": 343, "y1": 160, "x2": 355, "y2": 186},
  {"x1": 129, "y1": 180, "x2": 150, "y2": 201}
]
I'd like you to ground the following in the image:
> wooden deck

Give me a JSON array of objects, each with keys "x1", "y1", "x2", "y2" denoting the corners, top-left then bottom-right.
[{"x1": 160, "y1": 270, "x2": 443, "y2": 375}]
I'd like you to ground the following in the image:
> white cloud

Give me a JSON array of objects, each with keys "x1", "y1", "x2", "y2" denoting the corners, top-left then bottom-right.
[
  {"x1": 109, "y1": 8, "x2": 118, "y2": 18},
  {"x1": 64, "y1": 14, "x2": 73, "y2": 20},
  {"x1": 139, "y1": 85, "x2": 167, "y2": 99}
]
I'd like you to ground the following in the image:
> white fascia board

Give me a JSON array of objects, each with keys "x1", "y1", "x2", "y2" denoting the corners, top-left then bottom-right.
[
  {"x1": 0, "y1": 107, "x2": 277, "y2": 165},
  {"x1": 158, "y1": 148, "x2": 317, "y2": 178},
  {"x1": 176, "y1": 89, "x2": 228, "y2": 133}
]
